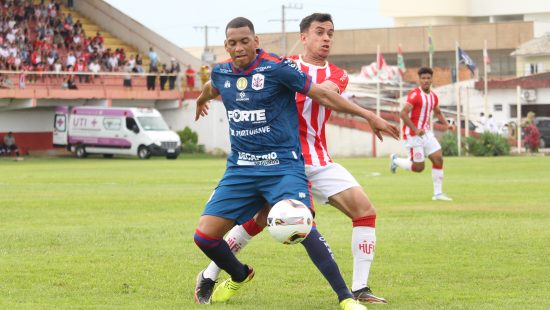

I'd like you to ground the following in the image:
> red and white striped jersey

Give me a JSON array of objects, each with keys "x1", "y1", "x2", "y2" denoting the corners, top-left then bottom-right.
[
  {"x1": 289, "y1": 54, "x2": 349, "y2": 166},
  {"x1": 403, "y1": 87, "x2": 439, "y2": 139}
]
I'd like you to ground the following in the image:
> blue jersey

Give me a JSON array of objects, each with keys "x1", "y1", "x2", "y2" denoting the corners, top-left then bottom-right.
[{"x1": 211, "y1": 49, "x2": 313, "y2": 174}]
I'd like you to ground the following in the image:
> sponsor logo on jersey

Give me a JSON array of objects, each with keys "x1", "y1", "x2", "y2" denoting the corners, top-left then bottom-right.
[
  {"x1": 230, "y1": 125, "x2": 271, "y2": 137},
  {"x1": 236, "y1": 91, "x2": 250, "y2": 102},
  {"x1": 284, "y1": 59, "x2": 305, "y2": 77},
  {"x1": 254, "y1": 65, "x2": 272, "y2": 72},
  {"x1": 224, "y1": 80, "x2": 231, "y2": 88},
  {"x1": 236, "y1": 77, "x2": 248, "y2": 90},
  {"x1": 227, "y1": 109, "x2": 266, "y2": 123},
  {"x1": 237, "y1": 151, "x2": 279, "y2": 166},
  {"x1": 219, "y1": 68, "x2": 232, "y2": 74},
  {"x1": 251, "y1": 73, "x2": 265, "y2": 90}
]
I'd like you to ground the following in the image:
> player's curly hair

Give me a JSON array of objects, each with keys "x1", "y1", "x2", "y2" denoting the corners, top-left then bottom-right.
[
  {"x1": 300, "y1": 13, "x2": 333, "y2": 33},
  {"x1": 225, "y1": 17, "x2": 255, "y2": 35},
  {"x1": 418, "y1": 67, "x2": 433, "y2": 76}
]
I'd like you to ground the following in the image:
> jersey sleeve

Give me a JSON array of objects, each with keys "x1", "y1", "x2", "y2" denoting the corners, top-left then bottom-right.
[
  {"x1": 326, "y1": 65, "x2": 349, "y2": 94},
  {"x1": 209, "y1": 65, "x2": 220, "y2": 92},
  {"x1": 433, "y1": 93, "x2": 439, "y2": 108},
  {"x1": 274, "y1": 59, "x2": 312, "y2": 95},
  {"x1": 406, "y1": 89, "x2": 419, "y2": 107}
]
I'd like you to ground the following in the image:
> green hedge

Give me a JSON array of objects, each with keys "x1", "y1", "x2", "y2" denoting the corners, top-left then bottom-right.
[
  {"x1": 440, "y1": 132, "x2": 510, "y2": 156},
  {"x1": 465, "y1": 132, "x2": 510, "y2": 156},
  {"x1": 177, "y1": 127, "x2": 205, "y2": 154},
  {"x1": 440, "y1": 132, "x2": 458, "y2": 156}
]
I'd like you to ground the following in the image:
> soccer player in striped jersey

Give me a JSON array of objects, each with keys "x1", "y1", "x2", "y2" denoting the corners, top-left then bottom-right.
[
  {"x1": 195, "y1": 13, "x2": 398, "y2": 305},
  {"x1": 194, "y1": 16, "x2": 398, "y2": 310},
  {"x1": 390, "y1": 67, "x2": 454, "y2": 201}
]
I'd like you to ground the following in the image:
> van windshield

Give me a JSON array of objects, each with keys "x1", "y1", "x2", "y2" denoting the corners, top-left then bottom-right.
[{"x1": 137, "y1": 116, "x2": 170, "y2": 131}]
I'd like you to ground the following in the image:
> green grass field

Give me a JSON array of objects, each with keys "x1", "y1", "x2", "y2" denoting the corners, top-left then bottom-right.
[{"x1": 1, "y1": 155, "x2": 549, "y2": 309}]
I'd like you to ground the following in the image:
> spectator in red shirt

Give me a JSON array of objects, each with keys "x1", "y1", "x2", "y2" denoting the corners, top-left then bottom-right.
[
  {"x1": 185, "y1": 64, "x2": 195, "y2": 91},
  {"x1": 75, "y1": 58, "x2": 88, "y2": 83},
  {"x1": 93, "y1": 32, "x2": 104, "y2": 46}
]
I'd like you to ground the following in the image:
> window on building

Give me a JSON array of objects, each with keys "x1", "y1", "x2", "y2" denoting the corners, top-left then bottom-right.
[{"x1": 494, "y1": 104, "x2": 503, "y2": 112}]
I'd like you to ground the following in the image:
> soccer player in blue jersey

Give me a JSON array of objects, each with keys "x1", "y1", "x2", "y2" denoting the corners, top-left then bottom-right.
[{"x1": 193, "y1": 17, "x2": 396, "y2": 310}]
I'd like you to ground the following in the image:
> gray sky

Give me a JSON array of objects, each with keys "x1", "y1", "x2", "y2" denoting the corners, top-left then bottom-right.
[{"x1": 104, "y1": 0, "x2": 392, "y2": 48}]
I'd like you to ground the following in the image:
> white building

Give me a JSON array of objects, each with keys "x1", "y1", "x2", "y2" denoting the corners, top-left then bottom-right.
[{"x1": 381, "y1": 0, "x2": 550, "y2": 37}]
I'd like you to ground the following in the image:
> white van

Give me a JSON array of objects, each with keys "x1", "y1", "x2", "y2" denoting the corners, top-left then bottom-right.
[{"x1": 53, "y1": 106, "x2": 181, "y2": 159}]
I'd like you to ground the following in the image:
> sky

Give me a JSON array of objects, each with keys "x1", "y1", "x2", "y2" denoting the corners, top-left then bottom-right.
[{"x1": 103, "y1": 0, "x2": 393, "y2": 48}]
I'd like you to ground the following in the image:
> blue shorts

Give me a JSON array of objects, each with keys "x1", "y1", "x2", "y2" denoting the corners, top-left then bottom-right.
[{"x1": 203, "y1": 169, "x2": 313, "y2": 225}]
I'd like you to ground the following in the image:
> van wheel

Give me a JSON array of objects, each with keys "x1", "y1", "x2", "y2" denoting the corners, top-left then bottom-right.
[
  {"x1": 138, "y1": 146, "x2": 151, "y2": 159},
  {"x1": 103, "y1": 154, "x2": 114, "y2": 158},
  {"x1": 75, "y1": 145, "x2": 87, "y2": 158},
  {"x1": 166, "y1": 154, "x2": 179, "y2": 160}
]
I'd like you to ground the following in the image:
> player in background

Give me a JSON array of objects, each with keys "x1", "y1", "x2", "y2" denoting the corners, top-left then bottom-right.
[
  {"x1": 390, "y1": 67, "x2": 453, "y2": 201},
  {"x1": 194, "y1": 16, "x2": 398, "y2": 310},
  {"x1": 195, "y1": 13, "x2": 398, "y2": 304}
]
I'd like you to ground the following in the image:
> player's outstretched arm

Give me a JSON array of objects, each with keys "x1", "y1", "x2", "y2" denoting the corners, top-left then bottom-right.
[
  {"x1": 306, "y1": 84, "x2": 400, "y2": 141},
  {"x1": 195, "y1": 81, "x2": 219, "y2": 121}
]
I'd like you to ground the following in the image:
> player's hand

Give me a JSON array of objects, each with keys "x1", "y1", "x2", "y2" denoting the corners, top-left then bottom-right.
[
  {"x1": 367, "y1": 113, "x2": 400, "y2": 141},
  {"x1": 414, "y1": 128, "x2": 426, "y2": 136},
  {"x1": 195, "y1": 100, "x2": 210, "y2": 121}
]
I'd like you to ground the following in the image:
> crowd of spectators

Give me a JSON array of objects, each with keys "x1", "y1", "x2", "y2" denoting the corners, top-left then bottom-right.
[
  {"x1": 0, "y1": 0, "x2": 196, "y2": 92},
  {"x1": 0, "y1": 0, "x2": 154, "y2": 88}
]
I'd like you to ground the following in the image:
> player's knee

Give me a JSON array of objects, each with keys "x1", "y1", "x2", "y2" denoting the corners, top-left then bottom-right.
[
  {"x1": 349, "y1": 202, "x2": 375, "y2": 218},
  {"x1": 412, "y1": 163, "x2": 425, "y2": 172}
]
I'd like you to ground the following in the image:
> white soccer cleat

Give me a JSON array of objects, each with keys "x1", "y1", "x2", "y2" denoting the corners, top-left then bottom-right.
[
  {"x1": 389, "y1": 153, "x2": 398, "y2": 174},
  {"x1": 432, "y1": 193, "x2": 453, "y2": 201}
]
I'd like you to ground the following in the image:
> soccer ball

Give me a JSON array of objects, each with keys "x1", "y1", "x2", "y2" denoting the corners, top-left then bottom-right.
[{"x1": 267, "y1": 199, "x2": 313, "y2": 245}]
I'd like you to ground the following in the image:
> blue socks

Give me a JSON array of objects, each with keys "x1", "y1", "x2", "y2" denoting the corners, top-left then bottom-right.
[
  {"x1": 194, "y1": 229, "x2": 248, "y2": 282},
  {"x1": 301, "y1": 228, "x2": 353, "y2": 302}
]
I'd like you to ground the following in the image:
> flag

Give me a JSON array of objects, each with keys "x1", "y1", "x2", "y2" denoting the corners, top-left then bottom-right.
[
  {"x1": 483, "y1": 46, "x2": 491, "y2": 73},
  {"x1": 427, "y1": 26, "x2": 434, "y2": 55},
  {"x1": 458, "y1": 47, "x2": 477, "y2": 75},
  {"x1": 397, "y1": 45, "x2": 406, "y2": 74},
  {"x1": 377, "y1": 52, "x2": 386, "y2": 71}
]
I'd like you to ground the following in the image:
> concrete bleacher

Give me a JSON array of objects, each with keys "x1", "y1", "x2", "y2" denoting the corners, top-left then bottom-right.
[
  {"x1": 57, "y1": 5, "x2": 150, "y2": 69},
  {"x1": 28, "y1": 0, "x2": 149, "y2": 71}
]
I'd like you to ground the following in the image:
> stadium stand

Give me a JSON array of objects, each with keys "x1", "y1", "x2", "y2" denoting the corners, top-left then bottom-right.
[{"x1": 0, "y1": 0, "x2": 165, "y2": 91}]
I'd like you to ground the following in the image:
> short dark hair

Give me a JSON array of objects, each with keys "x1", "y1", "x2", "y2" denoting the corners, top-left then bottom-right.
[
  {"x1": 417, "y1": 67, "x2": 433, "y2": 76},
  {"x1": 299, "y1": 13, "x2": 333, "y2": 33},
  {"x1": 225, "y1": 17, "x2": 255, "y2": 35}
]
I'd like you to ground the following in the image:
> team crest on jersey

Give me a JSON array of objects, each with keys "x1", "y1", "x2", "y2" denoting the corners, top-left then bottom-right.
[
  {"x1": 251, "y1": 73, "x2": 265, "y2": 90},
  {"x1": 236, "y1": 77, "x2": 248, "y2": 90},
  {"x1": 341, "y1": 70, "x2": 348, "y2": 82},
  {"x1": 224, "y1": 80, "x2": 231, "y2": 88}
]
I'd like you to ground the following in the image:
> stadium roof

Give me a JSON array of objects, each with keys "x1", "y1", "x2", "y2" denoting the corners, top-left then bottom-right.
[{"x1": 511, "y1": 33, "x2": 550, "y2": 57}]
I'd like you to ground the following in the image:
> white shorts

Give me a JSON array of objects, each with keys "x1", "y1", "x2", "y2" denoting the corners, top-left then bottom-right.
[
  {"x1": 305, "y1": 162, "x2": 360, "y2": 204},
  {"x1": 405, "y1": 130, "x2": 441, "y2": 163}
]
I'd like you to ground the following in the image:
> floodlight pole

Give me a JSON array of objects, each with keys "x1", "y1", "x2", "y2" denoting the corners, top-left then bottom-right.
[
  {"x1": 194, "y1": 25, "x2": 219, "y2": 52},
  {"x1": 517, "y1": 85, "x2": 522, "y2": 154},
  {"x1": 455, "y1": 41, "x2": 462, "y2": 156},
  {"x1": 269, "y1": 3, "x2": 302, "y2": 56}
]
